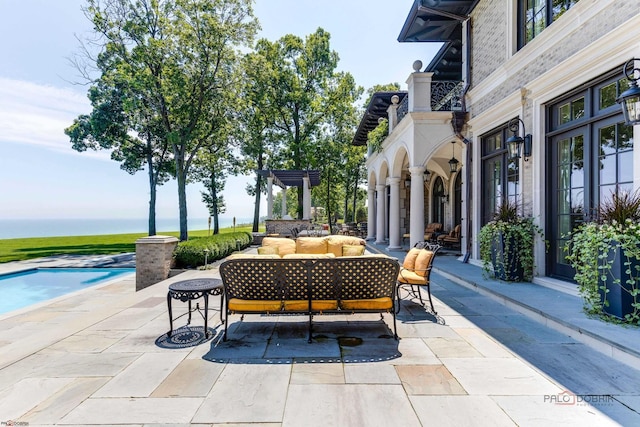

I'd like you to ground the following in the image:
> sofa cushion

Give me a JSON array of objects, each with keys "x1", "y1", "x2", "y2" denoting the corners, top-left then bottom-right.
[
  {"x1": 283, "y1": 300, "x2": 339, "y2": 311},
  {"x1": 414, "y1": 250, "x2": 434, "y2": 277},
  {"x1": 227, "y1": 298, "x2": 282, "y2": 312},
  {"x1": 342, "y1": 245, "x2": 365, "y2": 256},
  {"x1": 326, "y1": 235, "x2": 365, "y2": 257},
  {"x1": 262, "y1": 237, "x2": 296, "y2": 256},
  {"x1": 282, "y1": 253, "x2": 335, "y2": 259},
  {"x1": 402, "y1": 248, "x2": 421, "y2": 269},
  {"x1": 296, "y1": 237, "x2": 328, "y2": 254},
  {"x1": 226, "y1": 253, "x2": 281, "y2": 260},
  {"x1": 257, "y1": 246, "x2": 279, "y2": 255},
  {"x1": 340, "y1": 297, "x2": 393, "y2": 311},
  {"x1": 397, "y1": 269, "x2": 425, "y2": 285}
]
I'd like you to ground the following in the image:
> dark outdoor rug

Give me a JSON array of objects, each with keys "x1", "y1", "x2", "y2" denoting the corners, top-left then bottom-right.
[{"x1": 155, "y1": 325, "x2": 216, "y2": 349}]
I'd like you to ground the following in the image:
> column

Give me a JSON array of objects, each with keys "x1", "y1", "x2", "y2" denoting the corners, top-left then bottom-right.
[
  {"x1": 409, "y1": 166, "x2": 426, "y2": 248},
  {"x1": 281, "y1": 186, "x2": 287, "y2": 218},
  {"x1": 375, "y1": 184, "x2": 386, "y2": 244},
  {"x1": 267, "y1": 176, "x2": 274, "y2": 219},
  {"x1": 387, "y1": 177, "x2": 401, "y2": 250},
  {"x1": 367, "y1": 187, "x2": 375, "y2": 240},
  {"x1": 302, "y1": 176, "x2": 311, "y2": 220}
]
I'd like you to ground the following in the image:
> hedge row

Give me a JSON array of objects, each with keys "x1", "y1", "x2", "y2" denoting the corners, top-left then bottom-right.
[{"x1": 173, "y1": 231, "x2": 252, "y2": 268}]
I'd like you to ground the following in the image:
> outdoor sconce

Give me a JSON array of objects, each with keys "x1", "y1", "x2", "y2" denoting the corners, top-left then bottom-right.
[
  {"x1": 423, "y1": 169, "x2": 431, "y2": 184},
  {"x1": 440, "y1": 191, "x2": 449, "y2": 204},
  {"x1": 448, "y1": 141, "x2": 459, "y2": 174},
  {"x1": 506, "y1": 117, "x2": 532, "y2": 161},
  {"x1": 405, "y1": 178, "x2": 411, "y2": 188},
  {"x1": 617, "y1": 58, "x2": 640, "y2": 126}
]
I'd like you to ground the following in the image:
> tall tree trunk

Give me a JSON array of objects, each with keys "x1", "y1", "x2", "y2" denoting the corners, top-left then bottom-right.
[
  {"x1": 253, "y1": 173, "x2": 262, "y2": 232},
  {"x1": 343, "y1": 183, "x2": 348, "y2": 223},
  {"x1": 175, "y1": 149, "x2": 188, "y2": 241},
  {"x1": 352, "y1": 174, "x2": 357, "y2": 223},
  {"x1": 211, "y1": 172, "x2": 220, "y2": 235},
  {"x1": 145, "y1": 134, "x2": 157, "y2": 236},
  {"x1": 326, "y1": 170, "x2": 332, "y2": 228},
  {"x1": 146, "y1": 153, "x2": 157, "y2": 236}
]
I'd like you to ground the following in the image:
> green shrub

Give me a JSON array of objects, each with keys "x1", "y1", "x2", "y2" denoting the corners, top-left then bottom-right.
[{"x1": 173, "y1": 231, "x2": 252, "y2": 268}]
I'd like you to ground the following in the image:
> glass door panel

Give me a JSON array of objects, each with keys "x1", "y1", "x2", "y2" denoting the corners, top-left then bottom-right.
[{"x1": 549, "y1": 127, "x2": 587, "y2": 279}]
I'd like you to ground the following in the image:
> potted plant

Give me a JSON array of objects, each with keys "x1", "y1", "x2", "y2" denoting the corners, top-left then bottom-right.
[
  {"x1": 565, "y1": 190, "x2": 640, "y2": 325},
  {"x1": 479, "y1": 200, "x2": 543, "y2": 282}
]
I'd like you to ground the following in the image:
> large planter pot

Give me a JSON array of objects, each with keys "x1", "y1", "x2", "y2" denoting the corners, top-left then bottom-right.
[
  {"x1": 490, "y1": 231, "x2": 525, "y2": 282},
  {"x1": 599, "y1": 243, "x2": 640, "y2": 319}
]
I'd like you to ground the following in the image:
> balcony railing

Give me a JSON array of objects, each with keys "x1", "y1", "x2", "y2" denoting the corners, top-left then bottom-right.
[
  {"x1": 396, "y1": 80, "x2": 464, "y2": 127},
  {"x1": 397, "y1": 95, "x2": 409, "y2": 123},
  {"x1": 431, "y1": 81, "x2": 464, "y2": 111}
]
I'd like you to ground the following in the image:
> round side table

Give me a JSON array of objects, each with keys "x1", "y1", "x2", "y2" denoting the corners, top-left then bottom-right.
[{"x1": 167, "y1": 278, "x2": 224, "y2": 338}]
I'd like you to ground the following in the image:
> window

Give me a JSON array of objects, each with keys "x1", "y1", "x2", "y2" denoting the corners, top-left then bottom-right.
[
  {"x1": 518, "y1": 0, "x2": 580, "y2": 48},
  {"x1": 481, "y1": 125, "x2": 520, "y2": 225},
  {"x1": 547, "y1": 71, "x2": 633, "y2": 280}
]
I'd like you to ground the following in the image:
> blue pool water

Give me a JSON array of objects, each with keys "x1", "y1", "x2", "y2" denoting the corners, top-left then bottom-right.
[{"x1": 0, "y1": 268, "x2": 135, "y2": 314}]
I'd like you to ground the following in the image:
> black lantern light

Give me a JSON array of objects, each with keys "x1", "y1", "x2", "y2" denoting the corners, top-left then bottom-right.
[
  {"x1": 617, "y1": 58, "x2": 640, "y2": 126},
  {"x1": 506, "y1": 118, "x2": 532, "y2": 161},
  {"x1": 448, "y1": 141, "x2": 459, "y2": 174},
  {"x1": 423, "y1": 169, "x2": 431, "y2": 184}
]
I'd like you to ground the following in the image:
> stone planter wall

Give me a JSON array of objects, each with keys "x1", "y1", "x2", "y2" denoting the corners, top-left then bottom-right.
[{"x1": 135, "y1": 235, "x2": 179, "y2": 291}]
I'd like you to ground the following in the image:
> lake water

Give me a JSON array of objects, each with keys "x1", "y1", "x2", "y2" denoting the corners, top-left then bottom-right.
[{"x1": 0, "y1": 217, "x2": 254, "y2": 239}]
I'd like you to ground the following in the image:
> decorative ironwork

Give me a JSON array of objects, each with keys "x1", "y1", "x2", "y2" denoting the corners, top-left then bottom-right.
[
  {"x1": 219, "y1": 257, "x2": 400, "y2": 343},
  {"x1": 167, "y1": 278, "x2": 224, "y2": 338},
  {"x1": 431, "y1": 81, "x2": 464, "y2": 111},
  {"x1": 395, "y1": 81, "x2": 464, "y2": 128},
  {"x1": 396, "y1": 95, "x2": 409, "y2": 123}
]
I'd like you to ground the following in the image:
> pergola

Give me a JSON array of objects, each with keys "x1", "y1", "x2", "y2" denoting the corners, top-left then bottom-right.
[{"x1": 257, "y1": 170, "x2": 321, "y2": 219}]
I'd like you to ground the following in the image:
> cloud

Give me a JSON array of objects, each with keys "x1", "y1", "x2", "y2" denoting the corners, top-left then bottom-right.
[{"x1": 0, "y1": 76, "x2": 98, "y2": 156}]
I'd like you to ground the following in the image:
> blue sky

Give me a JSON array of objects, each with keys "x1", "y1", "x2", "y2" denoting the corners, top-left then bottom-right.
[{"x1": 0, "y1": 0, "x2": 440, "y2": 222}]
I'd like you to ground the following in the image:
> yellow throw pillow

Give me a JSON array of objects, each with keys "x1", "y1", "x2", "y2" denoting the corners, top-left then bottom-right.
[
  {"x1": 342, "y1": 245, "x2": 365, "y2": 256},
  {"x1": 414, "y1": 250, "x2": 434, "y2": 277},
  {"x1": 257, "y1": 246, "x2": 279, "y2": 255},
  {"x1": 402, "y1": 248, "x2": 421, "y2": 269},
  {"x1": 262, "y1": 237, "x2": 296, "y2": 256},
  {"x1": 296, "y1": 237, "x2": 328, "y2": 254},
  {"x1": 326, "y1": 236, "x2": 365, "y2": 257}
]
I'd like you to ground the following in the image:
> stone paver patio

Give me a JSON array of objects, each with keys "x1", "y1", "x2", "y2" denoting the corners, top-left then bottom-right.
[{"x1": 0, "y1": 250, "x2": 639, "y2": 426}]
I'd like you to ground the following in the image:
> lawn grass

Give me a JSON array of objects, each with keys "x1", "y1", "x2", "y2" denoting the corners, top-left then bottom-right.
[{"x1": 0, "y1": 225, "x2": 259, "y2": 263}]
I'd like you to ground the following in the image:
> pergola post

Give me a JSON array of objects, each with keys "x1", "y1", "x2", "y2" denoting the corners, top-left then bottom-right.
[
  {"x1": 302, "y1": 176, "x2": 311, "y2": 220},
  {"x1": 281, "y1": 186, "x2": 287, "y2": 218},
  {"x1": 267, "y1": 176, "x2": 274, "y2": 219}
]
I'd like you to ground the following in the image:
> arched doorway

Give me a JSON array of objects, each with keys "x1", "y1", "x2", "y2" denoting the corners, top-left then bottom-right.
[{"x1": 432, "y1": 176, "x2": 445, "y2": 225}]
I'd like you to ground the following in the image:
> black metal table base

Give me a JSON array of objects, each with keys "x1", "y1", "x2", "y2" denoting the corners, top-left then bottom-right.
[{"x1": 167, "y1": 278, "x2": 224, "y2": 338}]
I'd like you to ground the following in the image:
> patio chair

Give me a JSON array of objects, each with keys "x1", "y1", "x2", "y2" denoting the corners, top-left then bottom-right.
[
  {"x1": 437, "y1": 224, "x2": 461, "y2": 248},
  {"x1": 423, "y1": 222, "x2": 443, "y2": 241},
  {"x1": 402, "y1": 222, "x2": 442, "y2": 244},
  {"x1": 396, "y1": 243, "x2": 440, "y2": 313}
]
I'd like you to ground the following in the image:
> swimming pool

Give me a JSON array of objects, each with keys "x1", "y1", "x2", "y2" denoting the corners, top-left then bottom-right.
[{"x1": 0, "y1": 268, "x2": 135, "y2": 315}]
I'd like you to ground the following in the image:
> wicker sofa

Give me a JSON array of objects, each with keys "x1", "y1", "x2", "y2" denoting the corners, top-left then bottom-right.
[
  {"x1": 257, "y1": 235, "x2": 367, "y2": 258},
  {"x1": 218, "y1": 255, "x2": 400, "y2": 342}
]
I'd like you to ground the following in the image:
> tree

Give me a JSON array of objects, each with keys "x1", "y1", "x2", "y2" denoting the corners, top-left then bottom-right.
[
  {"x1": 65, "y1": 77, "x2": 172, "y2": 235},
  {"x1": 78, "y1": 0, "x2": 257, "y2": 240},
  {"x1": 248, "y1": 29, "x2": 358, "y2": 219},
  {"x1": 191, "y1": 117, "x2": 237, "y2": 235},
  {"x1": 237, "y1": 49, "x2": 284, "y2": 231}
]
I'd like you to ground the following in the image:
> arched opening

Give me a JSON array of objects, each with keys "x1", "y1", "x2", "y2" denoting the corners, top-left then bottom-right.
[{"x1": 432, "y1": 176, "x2": 445, "y2": 225}]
